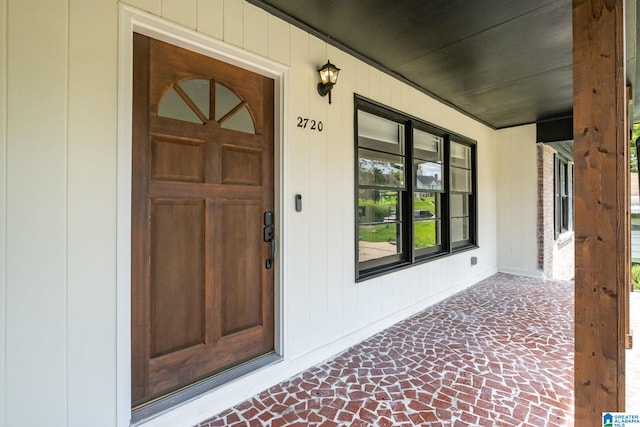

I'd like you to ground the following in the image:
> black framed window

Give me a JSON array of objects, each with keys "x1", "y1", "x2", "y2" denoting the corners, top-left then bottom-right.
[
  {"x1": 554, "y1": 154, "x2": 573, "y2": 238},
  {"x1": 355, "y1": 96, "x2": 477, "y2": 280}
]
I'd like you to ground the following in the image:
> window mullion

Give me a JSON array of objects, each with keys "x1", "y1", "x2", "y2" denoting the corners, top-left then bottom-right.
[
  {"x1": 443, "y1": 135, "x2": 452, "y2": 253},
  {"x1": 406, "y1": 121, "x2": 415, "y2": 263}
]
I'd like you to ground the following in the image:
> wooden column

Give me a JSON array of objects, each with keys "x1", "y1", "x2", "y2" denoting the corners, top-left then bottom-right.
[{"x1": 573, "y1": 0, "x2": 628, "y2": 424}]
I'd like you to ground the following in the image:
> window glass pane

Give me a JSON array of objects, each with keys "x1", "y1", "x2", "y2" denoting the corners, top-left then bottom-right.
[
  {"x1": 414, "y1": 192, "x2": 439, "y2": 219},
  {"x1": 413, "y1": 129, "x2": 443, "y2": 162},
  {"x1": 158, "y1": 87, "x2": 202, "y2": 124},
  {"x1": 414, "y1": 219, "x2": 440, "y2": 249},
  {"x1": 180, "y1": 79, "x2": 210, "y2": 120},
  {"x1": 451, "y1": 167, "x2": 471, "y2": 193},
  {"x1": 358, "y1": 224, "x2": 402, "y2": 262},
  {"x1": 415, "y1": 160, "x2": 443, "y2": 191},
  {"x1": 451, "y1": 217, "x2": 469, "y2": 242},
  {"x1": 358, "y1": 110, "x2": 404, "y2": 154},
  {"x1": 414, "y1": 193, "x2": 439, "y2": 250},
  {"x1": 451, "y1": 141, "x2": 471, "y2": 168},
  {"x1": 358, "y1": 189, "x2": 400, "y2": 224},
  {"x1": 451, "y1": 194, "x2": 469, "y2": 217},
  {"x1": 220, "y1": 105, "x2": 256, "y2": 134},
  {"x1": 358, "y1": 189, "x2": 402, "y2": 263},
  {"x1": 358, "y1": 149, "x2": 404, "y2": 187}
]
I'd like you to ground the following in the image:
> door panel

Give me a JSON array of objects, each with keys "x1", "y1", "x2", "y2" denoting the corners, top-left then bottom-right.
[
  {"x1": 149, "y1": 199, "x2": 206, "y2": 358},
  {"x1": 132, "y1": 33, "x2": 275, "y2": 405},
  {"x1": 220, "y1": 199, "x2": 263, "y2": 336},
  {"x1": 150, "y1": 135, "x2": 206, "y2": 183}
]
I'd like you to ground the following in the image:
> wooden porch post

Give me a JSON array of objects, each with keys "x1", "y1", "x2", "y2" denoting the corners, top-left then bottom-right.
[{"x1": 573, "y1": 0, "x2": 628, "y2": 424}]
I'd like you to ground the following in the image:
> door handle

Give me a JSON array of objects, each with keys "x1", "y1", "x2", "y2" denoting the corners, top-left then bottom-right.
[{"x1": 264, "y1": 212, "x2": 275, "y2": 269}]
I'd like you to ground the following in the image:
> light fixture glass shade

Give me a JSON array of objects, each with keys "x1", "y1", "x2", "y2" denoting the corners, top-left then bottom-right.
[{"x1": 318, "y1": 61, "x2": 340, "y2": 85}]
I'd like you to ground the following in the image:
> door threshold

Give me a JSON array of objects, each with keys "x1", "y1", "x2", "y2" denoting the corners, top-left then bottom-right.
[{"x1": 131, "y1": 352, "x2": 282, "y2": 425}]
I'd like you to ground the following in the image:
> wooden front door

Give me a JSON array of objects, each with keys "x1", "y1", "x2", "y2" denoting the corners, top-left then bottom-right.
[{"x1": 131, "y1": 34, "x2": 275, "y2": 405}]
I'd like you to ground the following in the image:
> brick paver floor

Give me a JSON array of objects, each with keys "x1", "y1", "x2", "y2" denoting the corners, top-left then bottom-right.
[{"x1": 196, "y1": 273, "x2": 574, "y2": 426}]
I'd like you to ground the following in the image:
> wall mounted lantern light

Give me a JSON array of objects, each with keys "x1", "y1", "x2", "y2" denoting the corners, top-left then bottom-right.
[{"x1": 317, "y1": 60, "x2": 340, "y2": 104}]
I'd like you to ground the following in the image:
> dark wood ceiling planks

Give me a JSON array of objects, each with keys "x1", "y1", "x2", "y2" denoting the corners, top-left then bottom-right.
[{"x1": 248, "y1": 0, "x2": 639, "y2": 130}]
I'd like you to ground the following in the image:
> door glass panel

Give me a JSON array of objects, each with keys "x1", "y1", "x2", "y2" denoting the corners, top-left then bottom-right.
[
  {"x1": 158, "y1": 87, "x2": 202, "y2": 124},
  {"x1": 451, "y1": 167, "x2": 471, "y2": 192},
  {"x1": 215, "y1": 83, "x2": 242, "y2": 121},
  {"x1": 221, "y1": 105, "x2": 256, "y2": 134},
  {"x1": 180, "y1": 79, "x2": 210, "y2": 120},
  {"x1": 358, "y1": 189, "x2": 402, "y2": 262},
  {"x1": 215, "y1": 83, "x2": 256, "y2": 134}
]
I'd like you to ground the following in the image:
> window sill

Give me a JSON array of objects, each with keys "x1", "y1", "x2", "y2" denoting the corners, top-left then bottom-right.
[
  {"x1": 556, "y1": 231, "x2": 574, "y2": 249},
  {"x1": 356, "y1": 244, "x2": 478, "y2": 282}
]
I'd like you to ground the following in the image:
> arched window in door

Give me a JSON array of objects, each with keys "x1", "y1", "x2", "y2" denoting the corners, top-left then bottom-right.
[{"x1": 158, "y1": 78, "x2": 256, "y2": 134}]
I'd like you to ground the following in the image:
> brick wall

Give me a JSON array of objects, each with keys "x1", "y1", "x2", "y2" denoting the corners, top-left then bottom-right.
[
  {"x1": 537, "y1": 144, "x2": 555, "y2": 277},
  {"x1": 536, "y1": 143, "x2": 574, "y2": 280}
]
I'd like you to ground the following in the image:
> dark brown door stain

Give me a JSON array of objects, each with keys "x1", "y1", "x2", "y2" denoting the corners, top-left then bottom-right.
[{"x1": 131, "y1": 33, "x2": 275, "y2": 405}]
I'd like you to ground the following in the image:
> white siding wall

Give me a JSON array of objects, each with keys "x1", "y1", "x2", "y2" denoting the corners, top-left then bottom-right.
[
  {"x1": 68, "y1": 1, "x2": 119, "y2": 426},
  {"x1": 2, "y1": 1, "x2": 119, "y2": 427},
  {"x1": 495, "y1": 125, "x2": 540, "y2": 276},
  {"x1": 1, "y1": 1, "x2": 504, "y2": 426},
  {"x1": 6, "y1": 1, "x2": 69, "y2": 426}
]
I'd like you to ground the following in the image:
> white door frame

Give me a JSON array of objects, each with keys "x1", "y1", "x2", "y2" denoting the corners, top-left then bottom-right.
[{"x1": 116, "y1": 5, "x2": 288, "y2": 426}]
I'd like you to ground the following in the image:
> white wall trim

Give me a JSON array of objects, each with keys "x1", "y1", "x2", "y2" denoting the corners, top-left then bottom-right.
[{"x1": 116, "y1": 4, "x2": 288, "y2": 426}]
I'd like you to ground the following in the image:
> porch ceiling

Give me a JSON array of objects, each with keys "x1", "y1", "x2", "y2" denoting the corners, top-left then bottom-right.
[{"x1": 248, "y1": 0, "x2": 640, "y2": 130}]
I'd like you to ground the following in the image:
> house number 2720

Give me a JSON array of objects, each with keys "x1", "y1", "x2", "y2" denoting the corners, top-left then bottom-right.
[{"x1": 296, "y1": 116, "x2": 323, "y2": 132}]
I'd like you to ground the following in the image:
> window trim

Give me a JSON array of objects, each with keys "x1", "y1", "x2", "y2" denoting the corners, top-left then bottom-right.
[{"x1": 355, "y1": 95, "x2": 478, "y2": 281}]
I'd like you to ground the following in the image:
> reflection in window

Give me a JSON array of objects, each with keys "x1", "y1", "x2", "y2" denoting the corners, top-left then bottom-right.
[
  {"x1": 358, "y1": 149, "x2": 404, "y2": 187},
  {"x1": 451, "y1": 167, "x2": 471, "y2": 192},
  {"x1": 356, "y1": 111, "x2": 406, "y2": 269},
  {"x1": 413, "y1": 193, "x2": 441, "y2": 251},
  {"x1": 413, "y1": 129, "x2": 444, "y2": 254},
  {"x1": 355, "y1": 97, "x2": 477, "y2": 280},
  {"x1": 358, "y1": 110, "x2": 404, "y2": 150},
  {"x1": 450, "y1": 142, "x2": 471, "y2": 168},
  {"x1": 450, "y1": 141, "x2": 473, "y2": 247},
  {"x1": 451, "y1": 217, "x2": 469, "y2": 242},
  {"x1": 357, "y1": 189, "x2": 402, "y2": 263}
]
